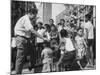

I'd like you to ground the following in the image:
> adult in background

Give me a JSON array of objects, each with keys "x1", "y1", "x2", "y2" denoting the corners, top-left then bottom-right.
[
  {"x1": 14, "y1": 8, "x2": 47, "y2": 74},
  {"x1": 36, "y1": 22, "x2": 45, "y2": 59},
  {"x1": 57, "y1": 19, "x2": 65, "y2": 32},
  {"x1": 49, "y1": 19, "x2": 55, "y2": 27},
  {"x1": 82, "y1": 14, "x2": 94, "y2": 67}
]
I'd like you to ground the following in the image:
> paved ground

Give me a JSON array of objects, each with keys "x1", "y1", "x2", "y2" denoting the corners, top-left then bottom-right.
[{"x1": 11, "y1": 64, "x2": 96, "y2": 74}]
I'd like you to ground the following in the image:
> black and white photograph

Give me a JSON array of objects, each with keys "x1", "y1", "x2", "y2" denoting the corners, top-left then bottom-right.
[{"x1": 11, "y1": 0, "x2": 96, "y2": 74}]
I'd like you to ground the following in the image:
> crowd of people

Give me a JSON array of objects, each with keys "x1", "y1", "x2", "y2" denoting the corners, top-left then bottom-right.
[{"x1": 11, "y1": 8, "x2": 95, "y2": 74}]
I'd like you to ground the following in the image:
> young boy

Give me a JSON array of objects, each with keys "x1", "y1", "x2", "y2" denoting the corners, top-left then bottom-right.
[
  {"x1": 41, "y1": 42, "x2": 53, "y2": 72},
  {"x1": 75, "y1": 28, "x2": 87, "y2": 69}
]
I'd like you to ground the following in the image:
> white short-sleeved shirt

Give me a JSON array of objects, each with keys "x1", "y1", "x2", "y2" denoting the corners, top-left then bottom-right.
[
  {"x1": 14, "y1": 14, "x2": 33, "y2": 38},
  {"x1": 37, "y1": 29, "x2": 45, "y2": 43},
  {"x1": 82, "y1": 21, "x2": 94, "y2": 39}
]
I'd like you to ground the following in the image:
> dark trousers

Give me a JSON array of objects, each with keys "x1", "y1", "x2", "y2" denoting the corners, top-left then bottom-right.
[
  {"x1": 11, "y1": 47, "x2": 17, "y2": 70},
  {"x1": 57, "y1": 50, "x2": 76, "y2": 71},
  {"x1": 36, "y1": 43, "x2": 44, "y2": 59},
  {"x1": 15, "y1": 36, "x2": 35, "y2": 74}
]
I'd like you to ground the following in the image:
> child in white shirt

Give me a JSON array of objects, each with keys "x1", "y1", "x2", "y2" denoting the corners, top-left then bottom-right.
[{"x1": 56, "y1": 29, "x2": 76, "y2": 71}]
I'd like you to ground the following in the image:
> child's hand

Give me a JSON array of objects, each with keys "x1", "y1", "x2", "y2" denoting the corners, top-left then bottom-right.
[{"x1": 43, "y1": 38, "x2": 49, "y2": 42}]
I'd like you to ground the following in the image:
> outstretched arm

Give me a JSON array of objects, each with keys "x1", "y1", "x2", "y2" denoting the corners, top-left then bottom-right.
[{"x1": 30, "y1": 28, "x2": 45, "y2": 40}]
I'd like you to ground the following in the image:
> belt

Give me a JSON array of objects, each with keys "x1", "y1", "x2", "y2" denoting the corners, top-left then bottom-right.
[
  {"x1": 65, "y1": 50, "x2": 75, "y2": 54},
  {"x1": 16, "y1": 35, "x2": 30, "y2": 40}
]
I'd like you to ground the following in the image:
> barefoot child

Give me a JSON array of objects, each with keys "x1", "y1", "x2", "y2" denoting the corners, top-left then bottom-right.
[
  {"x1": 75, "y1": 28, "x2": 87, "y2": 69},
  {"x1": 56, "y1": 29, "x2": 76, "y2": 71}
]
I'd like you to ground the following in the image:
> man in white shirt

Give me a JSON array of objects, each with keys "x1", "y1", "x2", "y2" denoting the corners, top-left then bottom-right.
[
  {"x1": 14, "y1": 8, "x2": 47, "y2": 74},
  {"x1": 82, "y1": 15, "x2": 94, "y2": 66}
]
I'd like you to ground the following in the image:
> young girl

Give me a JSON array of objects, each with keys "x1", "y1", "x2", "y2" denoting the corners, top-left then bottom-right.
[
  {"x1": 75, "y1": 28, "x2": 87, "y2": 69},
  {"x1": 56, "y1": 29, "x2": 76, "y2": 71},
  {"x1": 50, "y1": 25, "x2": 58, "y2": 39}
]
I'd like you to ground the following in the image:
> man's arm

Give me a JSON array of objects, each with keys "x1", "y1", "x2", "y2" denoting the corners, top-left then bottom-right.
[
  {"x1": 30, "y1": 28, "x2": 45, "y2": 40},
  {"x1": 24, "y1": 15, "x2": 46, "y2": 40}
]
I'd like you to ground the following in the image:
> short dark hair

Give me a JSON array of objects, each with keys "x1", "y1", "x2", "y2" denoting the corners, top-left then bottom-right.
[
  {"x1": 44, "y1": 24, "x2": 50, "y2": 28},
  {"x1": 49, "y1": 19, "x2": 54, "y2": 22},
  {"x1": 28, "y1": 8, "x2": 38, "y2": 14},
  {"x1": 60, "y1": 29, "x2": 68, "y2": 38}
]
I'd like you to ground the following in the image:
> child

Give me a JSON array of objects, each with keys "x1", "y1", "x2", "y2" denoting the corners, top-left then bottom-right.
[
  {"x1": 75, "y1": 28, "x2": 87, "y2": 69},
  {"x1": 56, "y1": 29, "x2": 76, "y2": 71},
  {"x1": 41, "y1": 42, "x2": 53, "y2": 72},
  {"x1": 50, "y1": 25, "x2": 58, "y2": 39},
  {"x1": 50, "y1": 25, "x2": 59, "y2": 45},
  {"x1": 50, "y1": 39, "x2": 60, "y2": 71}
]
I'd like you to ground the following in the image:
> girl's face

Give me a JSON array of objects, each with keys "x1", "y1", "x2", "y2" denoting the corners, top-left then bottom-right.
[{"x1": 78, "y1": 29, "x2": 83, "y2": 36}]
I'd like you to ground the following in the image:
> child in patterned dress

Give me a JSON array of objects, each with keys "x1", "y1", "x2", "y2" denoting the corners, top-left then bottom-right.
[{"x1": 75, "y1": 28, "x2": 87, "y2": 69}]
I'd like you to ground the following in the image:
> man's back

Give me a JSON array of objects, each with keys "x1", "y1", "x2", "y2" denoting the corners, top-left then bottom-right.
[{"x1": 14, "y1": 14, "x2": 33, "y2": 38}]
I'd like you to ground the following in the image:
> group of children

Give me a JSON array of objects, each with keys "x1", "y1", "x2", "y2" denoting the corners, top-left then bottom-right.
[{"x1": 35, "y1": 18, "x2": 90, "y2": 72}]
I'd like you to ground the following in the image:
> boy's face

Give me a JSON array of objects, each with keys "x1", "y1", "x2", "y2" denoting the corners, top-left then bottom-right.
[{"x1": 78, "y1": 29, "x2": 83, "y2": 36}]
